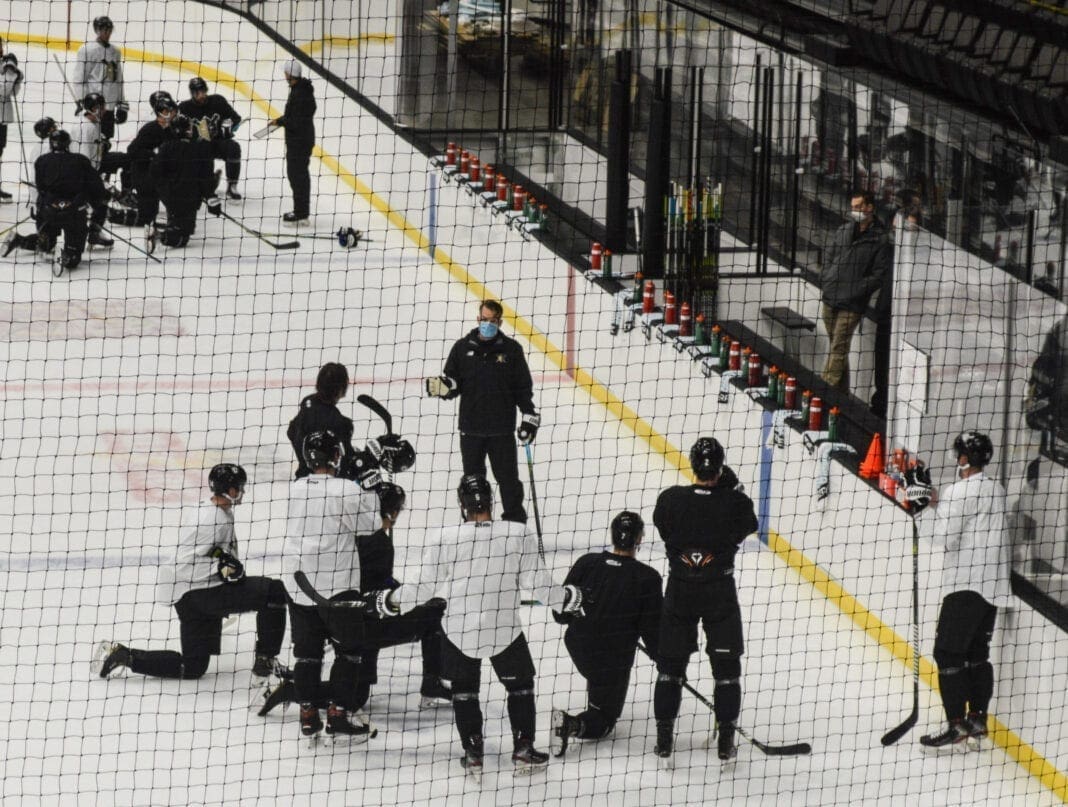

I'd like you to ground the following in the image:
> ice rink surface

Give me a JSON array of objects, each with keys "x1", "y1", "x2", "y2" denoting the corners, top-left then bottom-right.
[{"x1": 0, "y1": 5, "x2": 1061, "y2": 805}]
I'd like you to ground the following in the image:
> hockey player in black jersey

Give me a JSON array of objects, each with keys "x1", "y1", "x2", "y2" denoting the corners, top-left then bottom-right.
[
  {"x1": 287, "y1": 362, "x2": 414, "y2": 484},
  {"x1": 179, "y1": 77, "x2": 244, "y2": 200},
  {"x1": 550, "y1": 510, "x2": 662, "y2": 757},
  {"x1": 121, "y1": 92, "x2": 178, "y2": 227},
  {"x1": 151, "y1": 113, "x2": 221, "y2": 248},
  {"x1": 93, "y1": 464, "x2": 288, "y2": 681},
  {"x1": 651, "y1": 437, "x2": 758, "y2": 766},
  {"x1": 34, "y1": 129, "x2": 109, "y2": 271}
]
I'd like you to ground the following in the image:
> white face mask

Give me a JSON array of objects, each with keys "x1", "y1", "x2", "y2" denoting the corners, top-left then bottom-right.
[{"x1": 849, "y1": 210, "x2": 867, "y2": 223}]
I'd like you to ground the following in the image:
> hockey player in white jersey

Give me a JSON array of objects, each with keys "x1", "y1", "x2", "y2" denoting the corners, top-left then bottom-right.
[
  {"x1": 283, "y1": 429, "x2": 401, "y2": 743},
  {"x1": 92, "y1": 464, "x2": 288, "y2": 681},
  {"x1": 377, "y1": 474, "x2": 584, "y2": 778},
  {"x1": 73, "y1": 16, "x2": 128, "y2": 139}
]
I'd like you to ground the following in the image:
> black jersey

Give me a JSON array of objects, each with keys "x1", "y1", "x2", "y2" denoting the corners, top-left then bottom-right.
[
  {"x1": 555, "y1": 551, "x2": 663, "y2": 659},
  {"x1": 287, "y1": 394, "x2": 357, "y2": 479},
  {"x1": 653, "y1": 484, "x2": 758, "y2": 581},
  {"x1": 442, "y1": 329, "x2": 536, "y2": 436},
  {"x1": 127, "y1": 120, "x2": 175, "y2": 176},
  {"x1": 179, "y1": 95, "x2": 241, "y2": 132},
  {"x1": 34, "y1": 151, "x2": 104, "y2": 208},
  {"x1": 152, "y1": 138, "x2": 215, "y2": 203}
]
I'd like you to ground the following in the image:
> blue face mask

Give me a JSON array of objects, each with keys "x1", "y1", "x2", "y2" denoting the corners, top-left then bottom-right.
[{"x1": 478, "y1": 321, "x2": 499, "y2": 339}]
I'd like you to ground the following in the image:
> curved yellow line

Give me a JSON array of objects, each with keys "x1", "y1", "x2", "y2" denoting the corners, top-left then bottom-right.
[
  {"x1": 298, "y1": 34, "x2": 395, "y2": 56},
  {"x1": 3, "y1": 25, "x2": 1065, "y2": 803}
]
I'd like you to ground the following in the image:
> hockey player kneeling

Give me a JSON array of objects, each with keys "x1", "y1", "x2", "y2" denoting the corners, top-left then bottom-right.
[
  {"x1": 377, "y1": 474, "x2": 583, "y2": 779},
  {"x1": 93, "y1": 464, "x2": 288, "y2": 682},
  {"x1": 651, "y1": 437, "x2": 758, "y2": 767},
  {"x1": 550, "y1": 511, "x2": 662, "y2": 757},
  {"x1": 152, "y1": 114, "x2": 222, "y2": 248}
]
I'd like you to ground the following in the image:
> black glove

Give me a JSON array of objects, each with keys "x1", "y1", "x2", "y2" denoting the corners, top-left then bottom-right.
[
  {"x1": 517, "y1": 413, "x2": 540, "y2": 446},
  {"x1": 210, "y1": 547, "x2": 245, "y2": 583},
  {"x1": 362, "y1": 589, "x2": 399, "y2": 618},
  {"x1": 558, "y1": 584, "x2": 585, "y2": 617},
  {"x1": 367, "y1": 434, "x2": 416, "y2": 474},
  {"x1": 114, "y1": 102, "x2": 129, "y2": 125},
  {"x1": 346, "y1": 448, "x2": 383, "y2": 490},
  {"x1": 205, "y1": 195, "x2": 222, "y2": 217},
  {"x1": 903, "y1": 464, "x2": 933, "y2": 513},
  {"x1": 377, "y1": 482, "x2": 406, "y2": 518}
]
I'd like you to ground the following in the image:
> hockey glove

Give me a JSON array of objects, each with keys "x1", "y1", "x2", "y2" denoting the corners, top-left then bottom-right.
[
  {"x1": 717, "y1": 465, "x2": 745, "y2": 493},
  {"x1": 221, "y1": 119, "x2": 233, "y2": 138},
  {"x1": 210, "y1": 548, "x2": 245, "y2": 583},
  {"x1": 348, "y1": 448, "x2": 383, "y2": 490},
  {"x1": 559, "y1": 584, "x2": 585, "y2": 617},
  {"x1": 205, "y1": 196, "x2": 223, "y2": 217},
  {"x1": 367, "y1": 434, "x2": 416, "y2": 474},
  {"x1": 114, "y1": 102, "x2": 129, "y2": 125},
  {"x1": 362, "y1": 589, "x2": 400, "y2": 618},
  {"x1": 425, "y1": 375, "x2": 457, "y2": 398},
  {"x1": 377, "y1": 482, "x2": 407, "y2": 518},
  {"x1": 517, "y1": 413, "x2": 540, "y2": 446},
  {"x1": 903, "y1": 464, "x2": 933, "y2": 513}
]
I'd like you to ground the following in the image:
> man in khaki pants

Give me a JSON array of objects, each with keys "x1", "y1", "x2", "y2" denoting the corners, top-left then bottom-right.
[{"x1": 820, "y1": 192, "x2": 892, "y2": 392}]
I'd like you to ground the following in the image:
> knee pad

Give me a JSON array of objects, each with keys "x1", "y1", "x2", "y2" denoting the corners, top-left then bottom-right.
[
  {"x1": 452, "y1": 691, "x2": 479, "y2": 703},
  {"x1": 656, "y1": 672, "x2": 685, "y2": 686},
  {"x1": 933, "y1": 649, "x2": 966, "y2": 674},
  {"x1": 504, "y1": 683, "x2": 535, "y2": 697},
  {"x1": 710, "y1": 656, "x2": 741, "y2": 682},
  {"x1": 267, "y1": 578, "x2": 288, "y2": 607},
  {"x1": 182, "y1": 655, "x2": 211, "y2": 679},
  {"x1": 657, "y1": 657, "x2": 688, "y2": 679}
]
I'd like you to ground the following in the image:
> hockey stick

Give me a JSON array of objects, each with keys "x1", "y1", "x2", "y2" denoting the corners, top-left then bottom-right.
[
  {"x1": 0, "y1": 214, "x2": 33, "y2": 239},
  {"x1": 524, "y1": 443, "x2": 546, "y2": 561},
  {"x1": 357, "y1": 394, "x2": 393, "y2": 434},
  {"x1": 636, "y1": 642, "x2": 813, "y2": 756},
  {"x1": 51, "y1": 53, "x2": 81, "y2": 104},
  {"x1": 293, "y1": 570, "x2": 367, "y2": 610},
  {"x1": 881, "y1": 515, "x2": 921, "y2": 746},
  {"x1": 11, "y1": 96, "x2": 31, "y2": 192},
  {"x1": 219, "y1": 209, "x2": 299, "y2": 250},
  {"x1": 100, "y1": 224, "x2": 163, "y2": 263}
]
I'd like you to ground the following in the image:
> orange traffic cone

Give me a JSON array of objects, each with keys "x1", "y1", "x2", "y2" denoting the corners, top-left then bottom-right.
[{"x1": 859, "y1": 432, "x2": 885, "y2": 479}]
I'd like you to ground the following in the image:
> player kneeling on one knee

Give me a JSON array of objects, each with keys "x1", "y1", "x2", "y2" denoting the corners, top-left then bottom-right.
[
  {"x1": 376, "y1": 474, "x2": 582, "y2": 775},
  {"x1": 94, "y1": 464, "x2": 288, "y2": 681},
  {"x1": 550, "y1": 510, "x2": 663, "y2": 757},
  {"x1": 651, "y1": 437, "x2": 758, "y2": 764}
]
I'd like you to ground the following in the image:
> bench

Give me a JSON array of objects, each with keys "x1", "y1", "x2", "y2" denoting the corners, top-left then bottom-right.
[{"x1": 761, "y1": 306, "x2": 816, "y2": 359}]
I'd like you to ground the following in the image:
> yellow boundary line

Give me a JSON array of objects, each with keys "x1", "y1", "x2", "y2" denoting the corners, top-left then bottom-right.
[
  {"x1": 5, "y1": 27, "x2": 1066, "y2": 803},
  {"x1": 298, "y1": 34, "x2": 395, "y2": 56}
]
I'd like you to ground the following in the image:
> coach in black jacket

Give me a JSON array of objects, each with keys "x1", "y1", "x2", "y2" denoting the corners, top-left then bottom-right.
[
  {"x1": 272, "y1": 59, "x2": 316, "y2": 223},
  {"x1": 425, "y1": 299, "x2": 540, "y2": 523}
]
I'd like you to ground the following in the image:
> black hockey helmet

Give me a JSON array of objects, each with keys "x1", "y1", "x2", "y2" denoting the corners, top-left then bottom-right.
[
  {"x1": 378, "y1": 482, "x2": 407, "y2": 518},
  {"x1": 381, "y1": 438, "x2": 416, "y2": 474},
  {"x1": 93, "y1": 15, "x2": 114, "y2": 31},
  {"x1": 953, "y1": 430, "x2": 994, "y2": 469},
  {"x1": 149, "y1": 90, "x2": 177, "y2": 115},
  {"x1": 458, "y1": 474, "x2": 493, "y2": 517},
  {"x1": 82, "y1": 92, "x2": 106, "y2": 114},
  {"x1": 303, "y1": 429, "x2": 343, "y2": 471},
  {"x1": 610, "y1": 510, "x2": 645, "y2": 551},
  {"x1": 33, "y1": 116, "x2": 56, "y2": 140},
  {"x1": 208, "y1": 463, "x2": 247, "y2": 497},
  {"x1": 49, "y1": 130, "x2": 71, "y2": 153},
  {"x1": 189, "y1": 76, "x2": 208, "y2": 95},
  {"x1": 689, "y1": 436, "x2": 725, "y2": 482}
]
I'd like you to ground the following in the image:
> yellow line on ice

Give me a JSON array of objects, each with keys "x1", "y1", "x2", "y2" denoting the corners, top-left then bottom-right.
[
  {"x1": 298, "y1": 34, "x2": 395, "y2": 56},
  {"x1": 5, "y1": 27, "x2": 1066, "y2": 803}
]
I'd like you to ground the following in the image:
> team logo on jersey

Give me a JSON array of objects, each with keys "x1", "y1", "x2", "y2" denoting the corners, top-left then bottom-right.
[
  {"x1": 496, "y1": 354, "x2": 507, "y2": 364},
  {"x1": 680, "y1": 551, "x2": 715, "y2": 568}
]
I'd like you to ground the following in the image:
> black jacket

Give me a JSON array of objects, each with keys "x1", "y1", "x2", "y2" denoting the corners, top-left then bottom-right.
[
  {"x1": 152, "y1": 138, "x2": 215, "y2": 205},
  {"x1": 287, "y1": 394, "x2": 357, "y2": 479},
  {"x1": 653, "y1": 484, "x2": 758, "y2": 581},
  {"x1": 179, "y1": 95, "x2": 242, "y2": 134},
  {"x1": 34, "y1": 151, "x2": 104, "y2": 208},
  {"x1": 442, "y1": 329, "x2": 536, "y2": 436},
  {"x1": 278, "y1": 78, "x2": 316, "y2": 147},
  {"x1": 554, "y1": 551, "x2": 663, "y2": 663},
  {"x1": 821, "y1": 218, "x2": 893, "y2": 313}
]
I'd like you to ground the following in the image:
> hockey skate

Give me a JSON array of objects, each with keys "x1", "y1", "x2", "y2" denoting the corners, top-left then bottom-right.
[
  {"x1": 300, "y1": 704, "x2": 324, "y2": 747},
  {"x1": 88, "y1": 225, "x2": 113, "y2": 249},
  {"x1": 252, "y1": 654, "x2": 282, "y2": 678},
  {"x1": 3, "y1": 233, "x2": 17, "y2": 258},
  {"x1": 92, "y1": 641, "x2": 131, "y2": 678},
  {"x1": 461, "y1": 736, "x2": 484, "y2": 782},
  {"x1": 919, "y1": 720, "x2": 968, "y2": 751},
  {"x1": 550, "y1": 709, "x2": 580, "y2": 758},
  {"x1": 419, "y1": 678, "x2": 452, "y2": 709},
  {"x1": 653, "y1": 720, "x2": 674, "y2": 769},
  {"x1": 716, "y1": 721, "x2": 738, "y2": 763},
  {"x1": 283, "y1": 212, "x2": 309, "y2": 226},
  {"x1": 226, "y1": 182, "x2": 242, "y2": 201},
  {"x1": 0, "y1": 185, "x2": 12, "y2": 202},
  {"x1": 324, "y1": 703, "x2": 377, "y2": 745},
  {"x1": 511, "y1": 739, "x2": 549, "y2": 775},
  {"x1": 963, "y1": 712, "x2": 989, "y2": 750}
]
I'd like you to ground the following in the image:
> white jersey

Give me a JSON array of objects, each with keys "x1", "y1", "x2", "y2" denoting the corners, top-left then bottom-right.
[
  {"x1": 156, "y1": 500, "x2": 237, "y2": 605},
  {"x1": 283, "y1": 473, "x2": 381, "y2": 607},
  {"x1": 392, "y1": 519, "x2": 567, "y2": 659},
  {"x1": 70, "y1": 117, "x2": 106, "y2": 169},
  {"x1": 921, "y1": 471, "x2": 1011, "y2": 608},
  {"x1": 73, "y1": 40, "x2": 125, "y2": 107}
]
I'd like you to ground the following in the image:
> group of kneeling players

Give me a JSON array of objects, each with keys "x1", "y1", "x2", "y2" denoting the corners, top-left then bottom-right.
[{"x1": 92, "y1": 362, "x2": 761, "y2": 776}]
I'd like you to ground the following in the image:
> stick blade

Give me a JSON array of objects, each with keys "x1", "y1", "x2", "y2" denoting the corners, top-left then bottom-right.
[
  {"x1": 880, "y1": 710, "x2": 918, "y2": 746},
  {"x1": 272, "y1": 241, "x2": 300, "y2": 250},
  {"x1": 753, "y1": 740, "x2": 812, "y2": 756}
]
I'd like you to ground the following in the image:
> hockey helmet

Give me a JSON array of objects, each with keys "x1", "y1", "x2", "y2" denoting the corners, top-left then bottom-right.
[
  {"x1": 689, "y1": 436, "x2": 725, "y2": 482},
  {"x1": 49, "y1": 130, "x2": 71, "y2": 153},
  {"x1": 457, "y1": 474, "x2": 493, "y2": 517},
  {"x1": 33, "y1": 116, "x2": 57, "y2": 140},
  {"x1": 93, "y1": 15, "x2": 114, "y2": 31},
  {"x1": 189, "y1": 77, "x2": 208, "y2": 96},
  {"x1": 82, "y1": 92, "x2": 106, "y2": 114},
  {"x1": 149, "y1": 90, "x2": 177, "y2": 115},
  {"x1": 208, "y1": 463, "x2": 247, "y2": 498},
  {"x1": 302, "y1": 430, "x2": 343, "y2": 471},
  {"x1": 953, "y1": 430, "x2": 994, "y2": 469},
  {"x1": 610, "y1": 510, "x2": 645, "y2": 551}
]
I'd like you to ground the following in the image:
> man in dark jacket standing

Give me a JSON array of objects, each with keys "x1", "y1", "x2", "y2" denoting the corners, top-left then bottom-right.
[
  {"x1": 272, "y1": 60, "x2": 316, "y2": 224},
  {"x1": 820, "y1": 192, "x2": 893, "y2": 392},
  {"x1": 425, "y1": 299, "x2": 540, "y2": 523}
]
